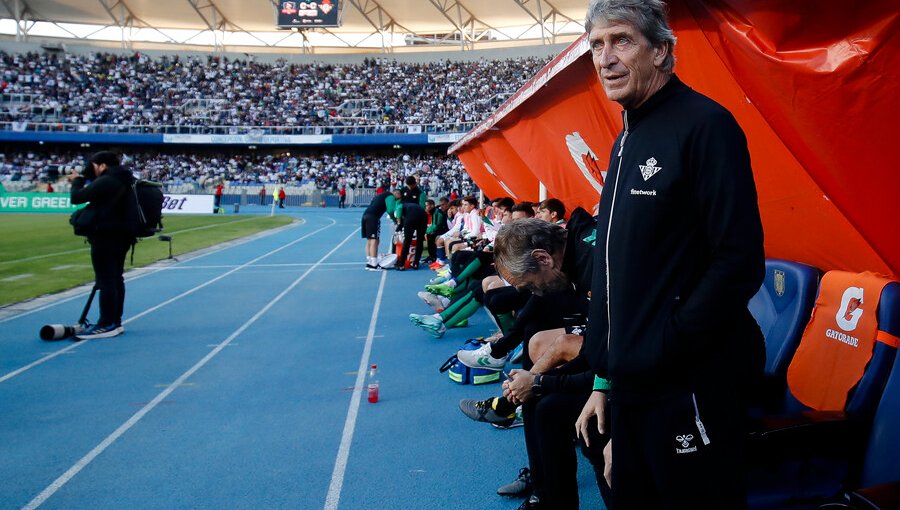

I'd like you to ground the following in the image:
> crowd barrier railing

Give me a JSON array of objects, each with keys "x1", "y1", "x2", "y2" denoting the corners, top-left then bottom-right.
[{"x1": 0, "y1": 121, "x2": 479, "y2": 136}]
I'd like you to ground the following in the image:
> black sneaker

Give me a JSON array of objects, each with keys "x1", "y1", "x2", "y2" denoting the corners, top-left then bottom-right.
[
  {"x1": 365, "y1": 264, "x2": 382, "y2": 271},
  {"x1": 497, "y1": 467, "x2": 532, "y2": 497},
  {"x1": 517, "y1": 495, "x2": 542, "y2": 509},
  {"x1": 458, "y1": 398, "x2": 516, "y2": 425}
]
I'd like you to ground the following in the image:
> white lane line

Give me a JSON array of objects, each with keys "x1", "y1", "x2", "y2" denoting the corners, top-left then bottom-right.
[
  {"x1": 0, "y1": 218, "x2": 305, "y2": 324},
  {"x1": 161, "y1": 216, "x2": 262, "y2": 236},
  {"x1": 0, "y1": 248, "x2": 89, "y2": 266},
  {"x1": 0, "y1": 217, "x2": 263, "y2": 267},
  {"x1": 159, "y1": 262, "x2": 364, "y2": 270},
  {"x1": 21, "y1": 228, "x2": 360, "y2": 510},
  {"x1": 0, "y1": 220, "x2": 335, "y2": 384},
  {"x1": 2, "y1": 274, "x2": 33, "y2": 282},
  {"x1": 324, "y1": 269, "x2": 387, "y2": 510}
]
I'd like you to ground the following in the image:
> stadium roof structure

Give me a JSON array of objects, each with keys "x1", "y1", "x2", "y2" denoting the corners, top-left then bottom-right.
[{"x1": 0, "y1": 0, "x2": 589, "y2": 52}]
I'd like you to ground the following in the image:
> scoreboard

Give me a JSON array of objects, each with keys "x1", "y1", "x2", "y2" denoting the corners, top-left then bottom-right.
[{"x1": 277, "y1": 1, "x2": 340, "y2": 29}]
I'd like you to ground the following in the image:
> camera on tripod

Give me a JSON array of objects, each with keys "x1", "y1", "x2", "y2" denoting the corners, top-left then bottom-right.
[
  {"x1": 39, "y1": 323, "x2": 87, "y2": 341},
  {"x1": 39, "y1": 286, "x2": 97, "y2": 341}
]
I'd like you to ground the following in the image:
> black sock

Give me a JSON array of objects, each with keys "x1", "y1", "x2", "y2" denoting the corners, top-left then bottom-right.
[{"x1": 492, "y1": 396, "x2": 517, "y2": 417}]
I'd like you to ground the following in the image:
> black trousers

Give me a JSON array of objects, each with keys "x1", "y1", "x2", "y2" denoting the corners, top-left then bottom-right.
[
  {"x1": 524, "y1": 390, "x2": 611, "y2": 509},
  {"x1": 399, "y1": 220, "x2": 427, "y2": 267},
  {"x1": 89, "y1": 234, "x2": 132, "y2": 326},
  {"x1": 424, "y1": 233, "x2": 437, "y2": 260},
  {"x1": 609, "y1": 387, "x2": 748, "y2": 510},
  {"x1": 491, "y1": 292, "x2": 587, "y2": 364}
]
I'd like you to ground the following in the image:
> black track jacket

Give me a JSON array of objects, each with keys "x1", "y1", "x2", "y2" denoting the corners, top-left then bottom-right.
[
  {"x1": 584, "y1": 75, "x2": 765, "y2": 401},
  {"x1": 70, "y1": 165, "x2": 134, "y2": 236}
]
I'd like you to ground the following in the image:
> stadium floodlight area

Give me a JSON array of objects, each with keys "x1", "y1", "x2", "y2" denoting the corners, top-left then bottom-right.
[{"x1": 0, "y1": 0, "x2": 585, "y2": 52}]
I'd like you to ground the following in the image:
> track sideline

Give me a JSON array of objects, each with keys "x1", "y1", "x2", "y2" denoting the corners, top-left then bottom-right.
[
  {"x1": 20, "y1": 227, "x2": 359, "y2": 510},
  {"x1": 0, "y1": 217, "x2": 306, "y2": 324},
  {"x1": 325, "y1": 269, "x2": 387, "y2": 510},
  {"x1": 0, "y1": 218, "x2": 333, "y2": 384}
]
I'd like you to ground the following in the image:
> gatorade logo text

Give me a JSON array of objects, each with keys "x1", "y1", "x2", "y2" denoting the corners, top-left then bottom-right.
[
  {"x1": 835, "y1": 287, "x2": 864, "y2": 332},
  {"x1": 825, "y1": 286, "x2": 864, "y2": 348}
]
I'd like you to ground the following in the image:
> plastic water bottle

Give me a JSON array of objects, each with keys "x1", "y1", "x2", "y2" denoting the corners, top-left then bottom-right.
[{"x1": 367, "y1": 364, "x2": 379, "y2": 403}]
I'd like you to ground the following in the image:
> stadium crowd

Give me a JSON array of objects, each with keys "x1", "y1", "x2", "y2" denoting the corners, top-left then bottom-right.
[
  {"x1": 0, "y1": 148, "x2": 475, "y2": 196},
  {"x1": 0, "y1": 51, "x2": 548, "y2": 129}
]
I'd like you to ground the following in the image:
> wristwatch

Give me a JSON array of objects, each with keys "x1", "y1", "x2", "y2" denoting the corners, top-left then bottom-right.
[{"x1": 531, "y1": 374, "x2": 543, "y2": 398}]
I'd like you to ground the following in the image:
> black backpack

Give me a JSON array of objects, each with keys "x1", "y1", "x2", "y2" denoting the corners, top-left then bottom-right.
[{"x1": 126, "y1": 179, "x2": 164, "y2": 238}]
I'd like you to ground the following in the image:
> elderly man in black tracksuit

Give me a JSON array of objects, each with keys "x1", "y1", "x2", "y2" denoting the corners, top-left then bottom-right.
[
  {"x1": 577, "y1": 1, "x2": 765, "y2": 509},
  {"x1": 467, "y1": 209, "x2": 608, "y2": 509},
  {"x1": 68, "y1": 151, "x2": 136, "y2": 340}
]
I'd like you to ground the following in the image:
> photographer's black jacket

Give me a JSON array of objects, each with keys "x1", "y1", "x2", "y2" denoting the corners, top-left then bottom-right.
[
  {"x1": 584, "y1": 75, "x2": 765, "y2": 401},
  {"x1": 70, "y1": 165, "x2": 134, "y2": 236}
]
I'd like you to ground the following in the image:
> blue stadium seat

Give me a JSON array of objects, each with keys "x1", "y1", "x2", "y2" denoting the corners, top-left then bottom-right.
[
  {"x1": 747, "y1": 278, "x2": 900, "y2": 510},
  {"x1": 748, "y1": 259, "x2": 820, "y2": 411},
  {"x1": 838, "y1": 283, "x2": 900, "y2": 510}
]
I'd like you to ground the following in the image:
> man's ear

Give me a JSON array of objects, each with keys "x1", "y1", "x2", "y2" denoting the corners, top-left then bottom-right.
[
  {"x1": 653, "y1": 42, "x2": 670, "y2": 67},
  {"x1": 532, "y1": 249, "x2": 554, "y2": 267}
]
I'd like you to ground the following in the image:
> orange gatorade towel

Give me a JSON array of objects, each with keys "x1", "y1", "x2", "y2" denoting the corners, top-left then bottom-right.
[{"x1": 787, "y1": 271, "x2": 894, "y2": 411}]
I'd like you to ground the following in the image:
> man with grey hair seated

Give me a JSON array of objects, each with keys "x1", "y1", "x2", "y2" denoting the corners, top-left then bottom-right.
[
  {"x1": 468, "y1": 210, "x2": 604, "y2": 509},
  {"x1": 577, "y1": 0, "x2": 766, "y2": 508}
]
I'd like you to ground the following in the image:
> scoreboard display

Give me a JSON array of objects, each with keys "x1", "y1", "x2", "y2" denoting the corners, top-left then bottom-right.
[{"x1": 277, "y1": 1, "x2": 340, "y2": 29}]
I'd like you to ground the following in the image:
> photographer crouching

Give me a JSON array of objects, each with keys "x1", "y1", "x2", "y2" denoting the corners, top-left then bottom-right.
[{"x1": 68, "y1": 152, "x2": 135, "y2": 340}]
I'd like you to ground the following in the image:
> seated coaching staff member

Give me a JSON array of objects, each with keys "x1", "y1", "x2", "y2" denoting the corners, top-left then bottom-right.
[{"x1": 68, "y1": 151, "x2": 136, "y2": 340}]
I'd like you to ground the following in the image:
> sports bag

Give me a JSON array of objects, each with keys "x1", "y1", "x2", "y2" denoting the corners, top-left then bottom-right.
[
  {"x1": 126, "y1": 180, "x2": 164, "y2": 238},
  {"x1": 439, "y1": 338, "x2": 501, "y2": 385},
  {"x1": 69, "y1": 206, "x2": 96, "y2": 236}
]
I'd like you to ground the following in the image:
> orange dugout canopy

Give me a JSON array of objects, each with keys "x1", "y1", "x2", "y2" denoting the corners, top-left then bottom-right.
[{"x1": 450, "y1": 0, "x2": 900, "y2": 278}]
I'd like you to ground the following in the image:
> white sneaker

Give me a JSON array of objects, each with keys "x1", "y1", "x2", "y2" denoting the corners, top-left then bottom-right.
[
  {"x1": 457, "y1": 343, "x2": 507, "y2": 370},
  {"x1": 417, "y1": 291, "x2": 447, "y2": 312}
]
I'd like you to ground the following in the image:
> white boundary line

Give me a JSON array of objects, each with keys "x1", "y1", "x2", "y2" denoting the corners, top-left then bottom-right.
[
  {"x1": 157, "y1": 262, "x2": 364, "y2": 270},
  {"x1": 0, "y1": 216, "x2": 264, "y2": 267},
  {"x1": 21, "y1": 228, "x2": 361, "y2": 510},
  {"x1": 324, "y1": 269, "x2": 387, "y2": 510},
  {"x1": 0, "y1": 218, "x2": 306, "y2": 324},
  {"x1": 0, "y1": 219, "x2": 333, "y2": 384}
]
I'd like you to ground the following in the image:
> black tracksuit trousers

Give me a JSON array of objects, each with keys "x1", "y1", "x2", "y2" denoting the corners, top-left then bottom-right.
[
  {"x1": 609, "y1": 386, "x2": 748, "y2": 509},
  {"x1": 524, "y1": 390, "x2": 611, "y2": 509},
  {"x1": 89, "y1": 234, "x2": 132, "y2": 327}
]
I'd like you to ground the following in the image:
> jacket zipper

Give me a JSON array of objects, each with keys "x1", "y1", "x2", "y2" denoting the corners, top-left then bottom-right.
[
  {"x1": 692, "y1": 393, "x2": 712, "y2": 445},
  {"x1": 605, "y1": 112, "x2": 629, "y2": 350}
]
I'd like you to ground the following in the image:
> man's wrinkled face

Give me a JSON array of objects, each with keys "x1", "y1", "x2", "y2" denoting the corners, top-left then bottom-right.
[{"x1": 589, "y1": 19, "x2": 667, "y2": 109}]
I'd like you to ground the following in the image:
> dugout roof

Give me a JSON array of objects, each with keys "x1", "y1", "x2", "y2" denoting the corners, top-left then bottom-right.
[{"x1": 1, "y1": 0, "x2": 589, "y2": 50}]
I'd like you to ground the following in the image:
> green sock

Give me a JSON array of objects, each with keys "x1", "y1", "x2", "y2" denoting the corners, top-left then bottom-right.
[
  {"x1": 445, "y1": 297, "x2": 482, "y2": 328},
  {"x1": 496, "y1": 313, "x2": 516, "y2": 335},
  {"x1": 455, "y1": 258, "x2": 482, "y2": 282},
  {"x1": 440, "y1": 291, "x2": 473, "y2": 321}
]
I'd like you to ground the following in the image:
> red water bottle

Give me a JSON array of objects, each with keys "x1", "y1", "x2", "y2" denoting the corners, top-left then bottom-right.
[{"x1": 367, "y1": 364, "x2": 379, "y2": 403}]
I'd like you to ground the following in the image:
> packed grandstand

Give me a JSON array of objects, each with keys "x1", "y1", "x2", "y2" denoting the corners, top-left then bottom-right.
[
  {"x1": 0, "y1": 52, "x2": 548, "y2": 130},
  {"x1": 0, "y1": 51, "x2": 555, "y2": 197}
]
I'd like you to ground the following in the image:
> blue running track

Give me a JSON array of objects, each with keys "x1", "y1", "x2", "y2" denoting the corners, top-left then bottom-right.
[{"x1": 0, "y1": 207, "x2": 603, "y2": 510}]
